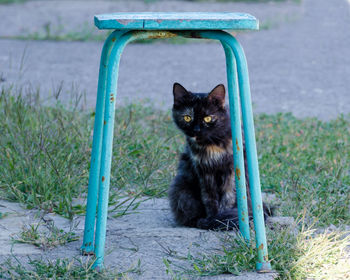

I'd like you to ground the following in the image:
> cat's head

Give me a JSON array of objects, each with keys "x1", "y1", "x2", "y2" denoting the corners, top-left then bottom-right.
[{"x1": 172, "y1": 83, "x2": 230, "y2": 146}]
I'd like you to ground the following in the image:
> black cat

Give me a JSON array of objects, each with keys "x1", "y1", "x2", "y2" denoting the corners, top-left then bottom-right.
[{"x1": 169, "y1": 82, "x2": 258, "y2": 230}]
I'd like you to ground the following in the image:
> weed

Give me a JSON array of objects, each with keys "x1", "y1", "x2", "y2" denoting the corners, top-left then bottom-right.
[
  {"x1": 13, "y1": 220, "x2": 79, "y2": 250},
  {"x1": 0, "y1": 211, "x2": 8, "y2": 219},
  {"x1": 0, "y1": 257, "x2": 141, "y2": 280},
  {"x1": 164, "y1": 221, "x2": 350, "y2": 279}
]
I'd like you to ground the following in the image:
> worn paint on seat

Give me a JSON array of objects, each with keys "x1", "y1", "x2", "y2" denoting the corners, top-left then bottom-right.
[{"x1": 94, "y1": 12, "x2": 258, "y2": 30}]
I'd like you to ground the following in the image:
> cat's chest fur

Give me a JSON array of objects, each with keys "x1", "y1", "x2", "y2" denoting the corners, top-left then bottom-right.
[{"x1": 187, "y1": 138, "x2": 233, "y2": 171}]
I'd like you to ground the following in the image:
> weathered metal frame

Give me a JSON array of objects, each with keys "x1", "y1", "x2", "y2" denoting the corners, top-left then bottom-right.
[{"x1": 81, "y1": 29, "x2": 270, "y2": 272}]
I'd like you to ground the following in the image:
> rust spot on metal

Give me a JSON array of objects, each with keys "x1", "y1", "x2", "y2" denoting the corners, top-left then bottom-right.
[
  {"x1": 102, "y1": 176, "x2": 105, "y2": 182},
  {"x1": 104, "y1": 120, "x2": 106, "y2": 125},
  {"x1": 236, "y1": 138, "x2": 240, "y2": 151},
  {"x1": 242, "y1": 217, "x2": 245, "y2": 221},
  {"x1": 110, "y1": 93, "x2": 115, "y2": 102},
  {"x1": 143, "y1": 31, "x2": 177, "y2": 39},
  {"x1": 258, "y1": 243, "x2": 264, "y2": 250},
  {"x1": 88, "y1": 242, "x2": 92, "y2": 246},
  {"x1": 235, "y1": 167, "x2": 241, "y2": 180},
  {"x1": 264, "y1": 255, "x2": 269, "y2": 261},
  {"x1": 243, "y1": 195, "x2": 246, "y2": 200},
  {"x1": 111, "y1": 37, "x2": 116, "y2": 42}
]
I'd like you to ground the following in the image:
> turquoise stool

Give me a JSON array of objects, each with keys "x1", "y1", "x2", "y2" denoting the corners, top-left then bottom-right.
[{"x1": 81, "y1": 12, "x2": 271, "y2": 272}]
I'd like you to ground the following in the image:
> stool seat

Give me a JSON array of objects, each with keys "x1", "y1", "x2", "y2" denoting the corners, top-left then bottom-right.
[{"x1": 94, "y1": 12, "x2": 258, "y2": 31}]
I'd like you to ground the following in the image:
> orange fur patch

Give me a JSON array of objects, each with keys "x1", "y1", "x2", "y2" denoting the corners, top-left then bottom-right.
[{"x1": 206, "y1": 145, "x2": 226, "y2": 155}]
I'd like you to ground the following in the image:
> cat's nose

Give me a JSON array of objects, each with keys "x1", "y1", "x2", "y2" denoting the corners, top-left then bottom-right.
[{"x1": 193, "y1": 125, "x2": 200, "y2": 133}]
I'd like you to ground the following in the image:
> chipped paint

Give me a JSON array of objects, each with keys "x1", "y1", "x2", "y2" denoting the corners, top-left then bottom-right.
[
  {"x1": 102, "y1": 176, "x2": 105, "y2": 182},
  {"x1": 235, "y1": 138, "x2": 240, "y2": 151},
  {"x1": 116, "y1": 19, "x2": 135, "y2": 26},
  {"x1": 235, "y1": 167, "x2": 241, "y2": 180},
  {"x1": 258, "y1": 243, "x2": 264, "y2": 250}
]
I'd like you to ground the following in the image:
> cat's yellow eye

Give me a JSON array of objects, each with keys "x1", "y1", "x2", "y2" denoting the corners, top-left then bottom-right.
[
  {"x1": 204, "y1": 116, "x2": 212, "y2": 123},
  {"x1": 183, "y1": 115, "x2": 192, "y2": 122}
]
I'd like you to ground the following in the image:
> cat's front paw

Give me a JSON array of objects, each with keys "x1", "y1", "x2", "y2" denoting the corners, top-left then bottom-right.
[{"x1": 196, "y1": 217, "x2": 210, "y2": 229}]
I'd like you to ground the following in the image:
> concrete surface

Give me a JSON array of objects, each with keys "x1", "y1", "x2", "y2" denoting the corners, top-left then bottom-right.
[{"x1": 0, "y1": 199, "x2": 278, "y2": 279}]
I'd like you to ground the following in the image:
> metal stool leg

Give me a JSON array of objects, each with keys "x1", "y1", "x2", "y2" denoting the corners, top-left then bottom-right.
[
  {"x1": 81, "y1": 30, "x2": 126, "y2": 255},
  {"x1": 222, "y1": 33, "x2": 271, "y2": 272},
  {"x1": 91, "y1": 30, "x2": 178, "y2": 269},
  {"x1": 222, "y1": 42, "x2": 250, "y2": 240},
  {"x1": 93, "y1": 31, "x2": 134, "y2": 269},
  {"x1": 191, "y1": 30, "x2": 271, "y2": 271},
  {"x1": 81, "y1": 31, "x2": 125, "y2": 254}
]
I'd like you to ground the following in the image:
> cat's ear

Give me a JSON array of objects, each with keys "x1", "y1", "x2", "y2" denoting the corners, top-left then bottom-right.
[
  {"x1": 208, "y1": 84, "x2": 225, "y2": 107},
  {"x1": 173, "y1": 82, "x2": 189, "y2": 106}
]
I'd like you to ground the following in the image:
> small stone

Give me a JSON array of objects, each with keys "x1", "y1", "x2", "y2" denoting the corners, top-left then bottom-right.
[
  {"x1": 262, "y1": 192, "x2": 280, "y2": 207},
  {"x1": 266, "y1": 216, "x2": 295, "y2": 227},
  {"x1": 326, "y1": 224, "x2": 337, "y2": 232}
]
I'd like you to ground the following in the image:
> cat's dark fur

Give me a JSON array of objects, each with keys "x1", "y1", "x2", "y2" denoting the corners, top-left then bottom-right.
[{"x1": 169, "y1": 82, "x2": 268, "y2": 230}]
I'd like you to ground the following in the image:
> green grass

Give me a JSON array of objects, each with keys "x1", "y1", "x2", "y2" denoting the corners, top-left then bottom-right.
[
  {"x1": 13, "y1": 22, "x2": 111, "y2": 42},
  {"x1": 0, "y1": 88, "x2": 92, "y2": 219},
  {"x1": 0, "y1": 257, "x2": 141, "y2": 280},
  {"x1": 0, "y1": 86, "x2": 349, "y2": 278},
  {"x1": 256, "y1": 113, "x2": 350, "y2": 226},
  {"x1": 164, "y1": 221, "x2": 350, "y2": 279},
  {"x1": 0, "y1": 0, "x2": 26, "y2": 4},
  {"x1": 0, "y1": 87, "x2": 182, "y2": 219},
  {"x1": 14, "y1": 221, "x2": 79, "y2": 250},
  {"x1": 8, "y1": 24, "x2": 197, "y2": 44}
]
